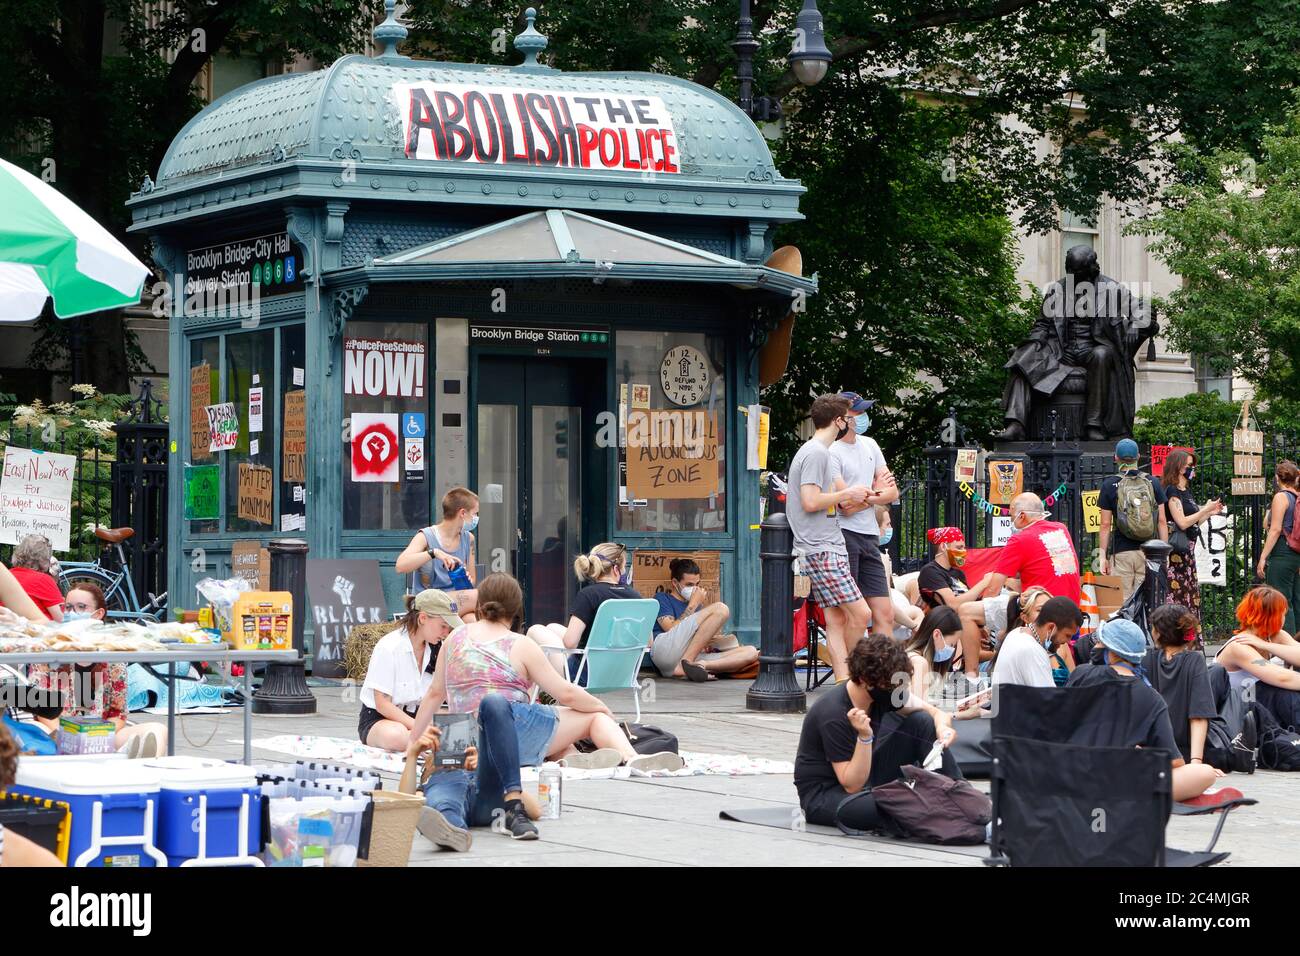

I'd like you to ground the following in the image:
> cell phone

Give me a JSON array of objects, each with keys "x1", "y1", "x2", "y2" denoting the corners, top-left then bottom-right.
[{"x1": 431, "y1": 713, "x2": 478, "y2": 769}]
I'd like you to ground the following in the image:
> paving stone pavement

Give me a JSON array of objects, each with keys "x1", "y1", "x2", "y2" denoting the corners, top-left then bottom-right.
[{"x1": 166, "y1": 674, "x2": 1299, "y2": 867}]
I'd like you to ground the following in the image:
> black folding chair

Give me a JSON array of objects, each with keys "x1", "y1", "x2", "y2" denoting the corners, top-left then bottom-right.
[{"x1": 985, "y1": 684, "x2": 1252, "y2": 867}]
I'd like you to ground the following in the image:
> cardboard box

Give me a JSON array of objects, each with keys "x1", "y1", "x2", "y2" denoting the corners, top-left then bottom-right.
[
  {"x1": 1092, "y1": 574, "x2": 1124, "y2": 618},
  {"x1": 227, "y1": 591, "x2": 294, "y2": 650}
]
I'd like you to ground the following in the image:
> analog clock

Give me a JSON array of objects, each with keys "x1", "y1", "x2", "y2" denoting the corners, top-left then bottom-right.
[{"x1": 660, "y1": 346, "x2": 710, "y2": 406}]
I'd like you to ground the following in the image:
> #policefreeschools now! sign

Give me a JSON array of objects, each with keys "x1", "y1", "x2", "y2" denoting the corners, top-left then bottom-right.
[{"x1": 393, "y1": 82, "x2": 681, "y2": 174}]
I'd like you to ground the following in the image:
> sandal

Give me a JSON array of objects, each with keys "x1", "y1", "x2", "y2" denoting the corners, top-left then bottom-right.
[{"x1": 680, "y1": 659, "x2": 709, "y2": 682}]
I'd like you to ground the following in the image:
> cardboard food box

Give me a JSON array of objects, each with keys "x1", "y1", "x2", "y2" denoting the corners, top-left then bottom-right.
[
  {"x1": 1092, "y1": 574, "x2": 1125, "y2": 618},
  {"x1": 56, "y1": 715, "x2": 117, "y2": 755},
  {"x1": 227, "y1": 591, "x2": 294, "y2": 651}
]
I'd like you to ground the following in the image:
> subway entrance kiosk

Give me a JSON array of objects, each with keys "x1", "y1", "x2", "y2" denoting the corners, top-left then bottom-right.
[{"x1": 129, "y1": 9, "x2": 814, "y2": 670}]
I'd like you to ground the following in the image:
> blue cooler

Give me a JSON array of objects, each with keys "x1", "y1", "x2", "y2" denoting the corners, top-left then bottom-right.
[
  {"x1": 143, "y1": 756, "x2": 261, "y2": 866},
  {"x1": 13, "y1": 759, "x2": 166, "y2": 867}
]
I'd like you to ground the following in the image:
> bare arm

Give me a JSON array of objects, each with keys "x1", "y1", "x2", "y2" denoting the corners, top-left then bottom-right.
[
  {"x1": 1221, "y1": 641, "x2": 1300, "y2": 691},
  {"x1": 1189, "y1": 718, "x2": 1208, "y2": 764},
  {"x1": 371, "y1": 690, "x2": 416, "y2": 729},
  {"x1": 1235, "y1": 633, "x2": 1300, "y2": 667},
  {"x1": 0, "y1": 563, "x2": 45, "y2": 622},
  {"x1": 869, "y1": 464, "x2": 899, "y2": 506},
  {"x1": 1157, "y1": 501, "x2": 1169, "y2": 541},
  {"x1": 409, "y1": 648, "x2": 450, "y2": 742},
  {"x1": 910, "y1": 655, "x2": 931, "y2": 699},
  {"x1": 467, "y1": 535, "x2": 477, "y2": 585},
  {"x1": 831, "y1": 709, "x2": 874, "y2": 794},
  {"x1": 1098, "y1": 511, "x2": 1112, "y2": 572},
  {"x1": 561, "y1": 615, "x2": 586, "y2": 650},
  {"x1": 0, "y1": 829, "x2": 61, "y2": 867},
  {"x1": 800, "y1": 481, "x2": 864, "y2": 514},
  {"x1": 394, "y1": 532, "x2": 432, "y2": 575},
  {"x1": 514, "y1": 639, "x2": 613, "y2": 715},
  {"x1": 1259, "y1": 493, "x2": 1289, "y2": 576}
]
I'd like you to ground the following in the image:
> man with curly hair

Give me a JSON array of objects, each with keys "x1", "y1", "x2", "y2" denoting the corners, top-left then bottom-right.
[{"x1": 794, "y1": 635, "x2": 961, "y2": 830}]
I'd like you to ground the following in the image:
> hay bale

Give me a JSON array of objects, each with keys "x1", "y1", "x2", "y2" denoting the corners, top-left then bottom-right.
[{"x1": 343, "y1": 622, "x2": 394, "y2": 681}]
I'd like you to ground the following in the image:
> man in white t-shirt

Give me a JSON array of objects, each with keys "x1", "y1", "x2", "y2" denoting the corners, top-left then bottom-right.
[
  {"x1": 991, "y1": 596, "x2": 1083, "y2": 690},
  {"x1": 829, "y1": 391, "x2": 899, "y2": 636}
]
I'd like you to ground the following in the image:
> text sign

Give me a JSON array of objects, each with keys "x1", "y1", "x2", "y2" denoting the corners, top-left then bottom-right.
[
  {"x1": 1232, "y1": 477, "x2": 1267, "y2": 496},
  {"x1": 231, "y1": 539, "x2": 270, "y2": 590},
  {"x1": 1233, "y1": 454, "x2": 1263, "y2": 476},
  {"x1": 183, "y1": 231, "x2": 304, "y2": 300},
  {"x1": 1082, "y1": 489, "x2": 1101, "y2": 534},
  {"x1": 632, "y1": 550, "x2": 721, "y2": 604},
  {"x1": 344, "y1": 338, "x2": 426, "y2": 398},
  {"x1": 1150, "y1": 444, "x2": 1194, "y2": 478},
  {"x1": 237, "y1": 464, "x2": 274, "y2": 526},
  {"x1": 305, "y1": 559, "x2": 391, "y2": 679},
  {"x1": 1195, "y1": 512, "x2": 1231, "y2": 586},
  {"x1": 0, "y1": 447, "x2": 76, "y2": 552},
  {"x1": 282, "y1": 391, "x2": 307, "y2": 484},
  {"x1": 394, "y1": 83, "x2": 681, "y2": 173},
  {"x1": 469, "y1": 324, "x2": 610, "y2": 354},
  {"x1": 206, "y1": 402, "x2": 239, "y2": 452},
  {"x1": 184, "y1": 465, "x2": 220, "y2": 521},
  {"x1": 1233, "y1": 429, "x2": 1263, "y2": 454},
  {"x1": 190, "y1": 364, "x2": 212, "y2": 461},
  {"x1": 626, "y1": 410, "x2": 720, "y2": 500}
]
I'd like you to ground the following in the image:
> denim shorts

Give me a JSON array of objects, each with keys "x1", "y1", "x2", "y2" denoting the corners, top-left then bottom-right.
[{"x1": 511, "y1": 700, "x2": 559, "y2": 766}]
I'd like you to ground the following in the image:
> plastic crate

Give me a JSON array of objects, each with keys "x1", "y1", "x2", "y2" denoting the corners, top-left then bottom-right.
[{"x1": 0, "y1": 791, "x2": 71, "y2": 863}]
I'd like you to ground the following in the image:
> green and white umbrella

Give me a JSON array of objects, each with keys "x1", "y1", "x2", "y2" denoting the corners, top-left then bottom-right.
[{"x1": 0, "y1": 157, "x2": 149, "y2": 322}]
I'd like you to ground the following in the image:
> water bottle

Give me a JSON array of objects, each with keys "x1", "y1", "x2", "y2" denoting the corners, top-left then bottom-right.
[
  {"x1": 537, "y1": 767, "x2": 562, "y2": 819},
  {"x1": 448, "y1": 565, "x2": 473, "y2": 590}
]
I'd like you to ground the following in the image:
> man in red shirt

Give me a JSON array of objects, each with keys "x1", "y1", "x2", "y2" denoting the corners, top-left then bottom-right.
[{"x1": 984, "y1": 492, "x2": 1082, "y2": 603}]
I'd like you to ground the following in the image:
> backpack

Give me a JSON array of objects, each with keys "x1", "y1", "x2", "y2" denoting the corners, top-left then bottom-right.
[
  {"x1": 1114, "y1": 471, "x2": 1158, "y2": 541},
  {"x1": 1285, "y1": 491, "x2": 1300, "y2": 554},
  {"x1": 857, "y1": 765, "x2": 992, "y2": 845},
  {"x1": 1254, "y1": 700, "x2": 1300, "y2": 771},
  {"x1": 1216, "y1": 679, "x2": 1258, "y2": 774}
]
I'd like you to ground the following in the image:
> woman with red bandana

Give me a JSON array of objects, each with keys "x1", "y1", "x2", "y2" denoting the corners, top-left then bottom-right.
[
  {"x1": 1143, "y1": 603, "x2": 1221, "y2": 770},
  {"x1": 916, "y1": 527, "x2": 994, "y2": 680}
]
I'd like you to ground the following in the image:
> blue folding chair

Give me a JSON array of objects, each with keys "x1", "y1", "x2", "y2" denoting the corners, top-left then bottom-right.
[{"x1": 562, "y1": 598, "x2": 658, "y2": 721}]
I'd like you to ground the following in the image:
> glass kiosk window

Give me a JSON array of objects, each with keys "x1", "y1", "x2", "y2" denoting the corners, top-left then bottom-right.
[{"x1": 615, "y1": 330, "x2": 727, "y2": 533}]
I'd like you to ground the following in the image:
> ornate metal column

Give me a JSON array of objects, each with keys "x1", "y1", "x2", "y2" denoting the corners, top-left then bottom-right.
[
  {"x1": 252, "y1": 538, "x2": 318, "y2": 715},
  {"x1": 111, "y1": 379, "x2": 168, "y2": 605}
]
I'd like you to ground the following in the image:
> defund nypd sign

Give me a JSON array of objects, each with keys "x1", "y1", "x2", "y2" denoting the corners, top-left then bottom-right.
[
  {"x1": 184, "y1": 231, "x2": 305, "y2": 300},
  {"x1": 393, "y1": 82, "x2": 681, "y2": 174}
]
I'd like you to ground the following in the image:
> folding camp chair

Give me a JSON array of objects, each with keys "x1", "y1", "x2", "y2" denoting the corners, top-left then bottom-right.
[
  {"x1": 985, "y1": 684, "x2": 1252, "y2": 867},
  {"x1": 795, "y1": 598, "x2": 833, "y2": 691},
  {"x1": 560, "y1": 598, "x2": 658, "y2": 721}
]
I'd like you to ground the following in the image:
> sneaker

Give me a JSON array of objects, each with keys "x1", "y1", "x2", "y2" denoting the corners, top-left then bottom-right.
[
  {"x1": 417, "y1": 806, "x2": 472, "y2": 852},
  {"x1": 138, "y1": 730, "x2": 160, "y2": 759},
  {"x1": 119, "y1": 735, "x2": 142, "y2": 759},
  {"x1": 626, "y1": 752, "x2": 685, "y2": 774},
  {"x1": 558, "y1": 748, "x2": 622, "y2": 770},
  {"x1": 503, "y1": 805, "x2": 539, "y2": 841}
]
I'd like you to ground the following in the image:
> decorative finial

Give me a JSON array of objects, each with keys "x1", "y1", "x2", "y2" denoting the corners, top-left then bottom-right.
[
  {"x1": 373, "y1": 0, "x2": 408, "y2": 60},
  {"x1": 513, "y1": 7, "x2": 548, "y2": 68}
]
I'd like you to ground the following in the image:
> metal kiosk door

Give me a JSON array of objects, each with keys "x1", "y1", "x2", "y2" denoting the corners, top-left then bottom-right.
[{"x1": 475, "y1": 356, "x2": 606, "y2": 625}]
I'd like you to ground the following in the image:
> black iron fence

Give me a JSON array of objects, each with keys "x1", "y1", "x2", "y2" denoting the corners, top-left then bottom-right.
[{"x1": 888, "y1": 430, "x2": 1300, "y2": 641}]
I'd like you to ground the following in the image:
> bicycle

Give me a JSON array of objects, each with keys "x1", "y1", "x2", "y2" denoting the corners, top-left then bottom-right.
[{"x1": 56, "y1": 527, "x2": 168, "y2": 623}]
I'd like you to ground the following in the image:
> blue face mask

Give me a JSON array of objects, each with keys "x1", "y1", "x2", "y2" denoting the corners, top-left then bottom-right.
[
  {"x1": 64, "y1": 611, "x2": 94, "y2": 622},
  {"x1": 933, "y1": 642, "x2": 955, "y2": 664},
  {"x1": 879, "y1": 527, "x2": 893, "y2": 547},
  {"x1": 464, "y1": 514, "x2": 479, "y2": 532},
  {"x1": 853, "y1": 412, "x2": 871, "y2": 435}
]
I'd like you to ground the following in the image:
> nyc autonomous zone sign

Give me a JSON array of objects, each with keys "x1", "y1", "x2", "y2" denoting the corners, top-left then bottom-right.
[{"x1": 393, "y1": 82, "x2": 681, "y2": 173}]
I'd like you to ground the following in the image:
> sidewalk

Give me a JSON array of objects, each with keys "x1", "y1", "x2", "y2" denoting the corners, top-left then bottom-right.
[{"x1": 167, "y1": 676, "x2": 1297, "y2": 866}]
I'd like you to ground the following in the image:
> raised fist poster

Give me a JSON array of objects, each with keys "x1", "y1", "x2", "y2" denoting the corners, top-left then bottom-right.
[{"x1": 350, "y1": 413, "x2": 400, "y2": 483}]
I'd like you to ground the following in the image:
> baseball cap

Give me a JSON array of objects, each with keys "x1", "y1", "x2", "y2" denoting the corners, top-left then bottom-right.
[
  {"x1": 838, "y1": 391, "x2": 875, "y2": 413},
  {"x1": 1098, "y1": 618, "x2": 1147, "y2": 663},
  {"x1": 1114, "y1": 438, "x2": 1139, "y2": 461},
  {"x1": 412, "y1": 589, "x2": 465, "y2": 629}
]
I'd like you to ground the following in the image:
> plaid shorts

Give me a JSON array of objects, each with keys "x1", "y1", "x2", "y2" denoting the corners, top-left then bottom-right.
[{"x1": 803, "y1": 551, "x2": 863, "y2": 607}]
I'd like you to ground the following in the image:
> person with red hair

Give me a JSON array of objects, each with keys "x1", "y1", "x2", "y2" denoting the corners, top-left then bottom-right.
[{"x1": 1216, "y1": 585, "x2": 1300, "y2": 725}]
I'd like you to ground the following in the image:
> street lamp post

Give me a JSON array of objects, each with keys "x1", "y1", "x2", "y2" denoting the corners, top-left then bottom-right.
[{"x1": 732, "y1": 0, "x2": 832, "y2": 121}]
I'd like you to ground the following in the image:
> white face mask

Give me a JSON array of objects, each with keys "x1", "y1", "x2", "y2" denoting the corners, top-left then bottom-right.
[{"x1": 679, "y1": 585, "x2": 696, "y2": 599}]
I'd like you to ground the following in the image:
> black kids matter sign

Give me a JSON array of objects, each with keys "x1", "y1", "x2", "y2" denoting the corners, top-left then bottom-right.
[{"x1": 393, "y1": 82, "x2": 681, "y2": 173}]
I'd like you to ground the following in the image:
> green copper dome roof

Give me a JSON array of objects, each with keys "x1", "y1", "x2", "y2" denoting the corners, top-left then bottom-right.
[{"x1": 154, "y1": 55, "x2": 786, "y2": 188}]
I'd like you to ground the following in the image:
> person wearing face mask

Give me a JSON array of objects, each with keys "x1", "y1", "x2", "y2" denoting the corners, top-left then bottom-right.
[
  {"x1": 794, "y1": 635, "x2": 960, "y2": 830},
  {"x1": 1066, "y1": 618, "x2": 1216, "y2": 802},
  {"x1": 649, "y1": 558, "x2": 757, "y2": 681},
  {"x1": 395, "y1": 486, "x2": 481, "y2": 621},
  {"x1": 981, "y1": 492, "x2": 1082, "y2": 604},
  {"x1": 786, "y1": 394, "x2": 873, "y2": 682},
  {"x1": 1160, "y1": 449, "x2": 1221, "y2": 625},
  {"x1": 23, "y1": 583, "x2": 168, "y2": 756},
  {"x1": 917, "y1": 527, "x2": 994, "y2": 681},
  {"x1": 901, "y1": 606, "x2": 962, "y2": 699},
  {"x1": 988, "y1": 595, "x2": 1082, "y2": 692},
  {"x1": 829, "y1": 391, "x2": 899, "y2": 638},
  {"x1": 1098, "y1": 438, "x2": 1169, "y2": 603}
]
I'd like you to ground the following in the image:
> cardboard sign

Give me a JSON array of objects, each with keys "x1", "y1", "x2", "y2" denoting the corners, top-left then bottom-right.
[
  {"x1": 1082, "y1": 489, "x2": 1101, "y2": 534},
  {"x1": 1233, "y1": 429, "x2": 1263, "y2": 454},
  {"x1": 987, "y1": 459, "x2": 1023, "y2": 506},
  {"x1": 305, "y1": 559, "x2": 391, "y2": 679},
  {"x1": 394, "y1": 82, "x2": 681, "y2": 174},
  {"x1": 184, "y1": 464, "x2": 220, "y2": 521},
  {"x1": 0, "y1": 447, "x2": 76, "y2": 552},
  {"x1": 1150, "y1": 444, "x2": 1194, "y2": 478},
  {"x1": 1092, "y1": 574, "x2": 1125, "y2": 618},
  {"x1": 190, "y1": 364, "x2": 212, "y2": 461},
  {"x1": 206, "y1": 402, "x2": 239, "y2": 452},
  {"x1": 350, "y1": 413, "x2": 401, "y2": 483},
  {"x1": 343, "y1": 338, "x2": 426, "y2": 398},
  {"x1": 625, "y1": 410, "x2": 719, "y2": 499},
  {"x1": 954, "y1": 449, "x2": 978, "y2": 484},
  {"x1": 632, "y1": 550, "x2": 721, "y2": 604},
  {"x1": 236, "y1": 463, "x2": 274, "y2": 525},
  {"x1": 1233, "y1": 454, "x2": 1263, "y2": 477},
  {"x1": 248, "y1": 386, "x2": 264, "y2": 433},
  {"x1": 231, "y1": 539, "x2": 270, "y2": 590},
  {"x1": 282, "y1": 391, "x2": 306, "y2": 483},
  {"x1": 1195, "y1": 512, "x2": 1231, "y2": 586},
  {"x1": 1232, "y1": 476, "x2": 1267, "y2": 496}
]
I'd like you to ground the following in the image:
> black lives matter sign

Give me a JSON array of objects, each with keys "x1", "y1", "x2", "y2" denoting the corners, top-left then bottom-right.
[{"x1": 305, "y1": 559, "x2": 392, "y2": 679}]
